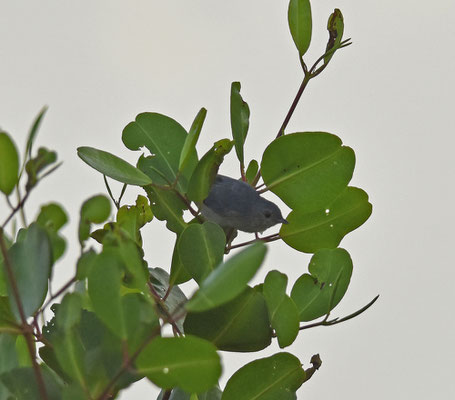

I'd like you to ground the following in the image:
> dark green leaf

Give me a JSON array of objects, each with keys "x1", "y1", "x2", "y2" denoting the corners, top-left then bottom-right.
[
  {"x1": 143, "y1": 185, "x2": 187, "y2": 235},
  {"x1": 0, "y1": 131, "x2": 20, "y2": 195},
  {"x1": 179, "y1": 107, "x2": 207, "y2": 171},
  {"x1": 186, "y1": 242, "x2": 267, "y2": 312},
  {"x1": 79, "y1": 195, "x2": 111, "y2": 244},
  {"x1": 116, "y1": 194, "x2": 153, "y2": 245},
  {"x1": 187, "y1": 139, "x2": 234, "y2": 203},
  {"x1": 76, "y1": 249, "x2": 97, "y2": 280},
  {"x1": 288, "y1": 0, "x2": 312, "y2": 57},
  {"x1": 169, "y1": 239, "x2": 192, "y2": 285},
  {"x1": 245, "y1": 159, "x2": 259, "y2": 184},
  {"x1": 0, "y1": 334, "x2": 19, "y2": 373},
  {"x1": 291, "y1": 248, "x2": 353, "y2": 321},
  {"x1": 324, "y1": 9, "x2": 344, "y2": 64},
  {"x1": 62, "y1": 383, "x2": 87, "y2": 400},
  {"x1": 178, "y1": 222, "x2": 226, "y2": 284},
  {"x1": 261, "y1": 132, "x2": 355, "y2": 212},
  {"x1": 7, "y1": 223, "x2": 52, "y2": 318},
  {"x1": 77, "y1": 146, "x2": 153, "y2": 186},
  {"x1": 222, "y1": 352, "x2": 305, "y2": 400},
  {"x1": 184, "y1": 287, "x2": 272, "y2": 352},
  {"x1": 25, "y1": 147, "x2": 58, "y2": 190},
  {"x1": 230, "y1": 82, "x2": 250, "y2": 167},
  {"x1": 136, "y1": 335, "x2": 221, "y2": 393},
  {"x1": 280, "y1": 187, "x2": 372, "y2": 253},
  {"x1": 263, "y1": 271, "x2": 299, "y2": 348},
  {"x1": 123, "y1": 112, "x2": 198, "y2": 193}
]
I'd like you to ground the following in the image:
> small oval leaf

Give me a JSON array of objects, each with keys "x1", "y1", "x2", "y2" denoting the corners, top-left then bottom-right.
[
  {"x1": 77, "y1": 146, "x2": 152, "y2": 186},
  {"x1": 0, "y1": 132, "x2": 20, "y2": 195},
  {"x1": 288, "y1": 0, "x2": 312, "y2": 57}
]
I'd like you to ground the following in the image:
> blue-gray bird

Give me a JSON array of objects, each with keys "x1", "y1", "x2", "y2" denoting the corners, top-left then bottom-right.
[{"x1": 201, "y1": 175, "x2": 288, "y2": 233}]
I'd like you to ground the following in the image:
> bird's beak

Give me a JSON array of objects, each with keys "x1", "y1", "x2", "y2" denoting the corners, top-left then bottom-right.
[{"x1": 280, "y1": 218, "x2": 289, "y2": 225}]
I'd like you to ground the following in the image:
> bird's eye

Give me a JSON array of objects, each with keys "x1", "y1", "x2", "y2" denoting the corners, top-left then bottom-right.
[{"x1": 264, "y1": 210, "x2": 272, "y2": 218}]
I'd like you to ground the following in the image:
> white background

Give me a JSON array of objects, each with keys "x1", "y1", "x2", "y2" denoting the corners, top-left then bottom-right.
[{"x1": 1, "y1": 1, "x2": 454, "y2": 399}]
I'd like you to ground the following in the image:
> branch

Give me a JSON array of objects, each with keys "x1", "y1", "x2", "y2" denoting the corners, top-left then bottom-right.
[
  {"x1": 299, "y1": 295, "x2": 379, "y2": 331},
  {"x1": 0, "y1": 229, "x2": 48, "y2": 400},
  {"x1": 226, "y1": 232, "x2": 281, "y2": 252}
]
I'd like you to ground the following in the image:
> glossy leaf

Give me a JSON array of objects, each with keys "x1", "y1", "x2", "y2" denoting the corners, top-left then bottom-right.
[
  {"x1": 245, "y1": 159, "x2": 259, "y2": 184},
  {"x1": 0, "y1": 131, "x2": 19, "y2": 195},
  {"x1": 179, "y1": 107, "x2": 207, "y2": 171},
  {"x1": 186, "y1": 242, "x2": 267, "y2": 312},
  {"x1": 123, "y1": 112, "x2": 198, "y2": 193},
  {"x1": 230, "y1": 82, "x2": 250, "y2": 166},
  {"x1": 263, "y1": 271, "x2": 299, "y2": 348},
  {"x1": 288, "y1": 0, "x2": 312, "y2": 57},
  {"x1": 324, "y1": 9, "x2": 344, "y2": 65},
  {"x1": 77, "y1": 146, "x2": 153, "y2": 186},
  {"x1": 144, "y1": 185, "x2": 187, "y2": 234},
  {"x1": 222, "y1": 352, "x2": 305, "y2": 400},
  {"x1": 291, "y1": 248, "x2": 353, "y2": 321},
  {"x1": 261, "y1": 132, "x2": 355, "y2": 212},
  {"x1": 79, "y1": 194, "x2": 111, "y2": 244},
  {"x1": 178, "y1": 222, "x2": 226, "y2": 283},
  {"x1": 7, "y1": 223, "x2": 52, "y2": 319},
  {"x1": 187, "y1": 139, "x2": 234, "y2": 203},
  {"x1": 280, "y1": 187, "x2": 372, "y2": 253},
  {"x1": 184, "y1": 287, "x2": 272, "y2": 352},
  {"x1": 136, "y1": 335, "x2": 221, "y2": 393}
]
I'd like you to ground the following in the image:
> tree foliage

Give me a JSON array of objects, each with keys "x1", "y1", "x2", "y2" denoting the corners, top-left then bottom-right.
[{"x1": 0, "y1": 2, "x2": 377, "y2": 399}]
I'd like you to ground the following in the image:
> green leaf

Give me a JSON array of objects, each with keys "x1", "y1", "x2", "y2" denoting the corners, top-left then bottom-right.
[
  {"x1": 245, "y1": 159, "x2": 259, "y2": 184},
  {"x1": 25, "y1": 147, "x2": 58, "y2": 190},
  {"x1": 291, "y1": 248, "x2": 353, "y2": 321},
  {"x1": 158, "y1": 386, "x2": 222, "y2": 400},
  {"x1": 0, "y1": 334, "x2": 19, "y2": 373},
  {"x1": 178, "y1": 222, "x2": 226, "y2": 284},
  {"x1": 169, "y1": 239, "x2": 192, "y2": 285},
  {"x1": 184, "y1": 287, "x2": 272, "y2": 352},
  {"x1": 144, "y1": 185, "x2": 187, "y2": 234},
  {"x1": 87, "y1": 250, "x2": 126, "y2": 338},
  {"x1": 79, "y1": 194, "x2": 111, "y2": 244},
  {"x1": 280, "y1": 187, "x2": 372, "y2": 253},
  {"x1": 56, "y1": 293, "x2": 83, "y2": 331},
  {"x1": 136, "y1": 335, "x2": 221, "y2": 393},
  {"x1": 222, "y1": 352, "x2": 305, "y2": 400},
  {"x1": 230, "y1": 82, "x2": 250, "y2": 167},
  {"x1": 7, "y1": 223, "x2": 52, "y2": 319},
  {"x1": 0, "y1": 297, "x2": 20, "y2": 331},
  {"x1": 186, "y1": 242, "x2": 267, "y2": 312},
  {"x1": 261, "y1": 132, "x2": 355, "y2": 212},
  {"x1": 25, "y1": 106, "x2": 48, "y2": 160},
  {"x1": 263, "y1": 271, "x2": 299, "y2": 348},
  {"x1": 179, "y1": 107, "x2": 207, "y2": 171},
  {"x1": 77, "y1": 146, "x2": 153, "y2": 186},
  {"x1": 186, "y1": 139, "x2": 234, "y2": 203},
  {"x1": 0, "y1": 131, "x2": 20, "y2": 195},
  {"x1": 36, "y1": 202, "x2": 68, "y2": 262},
  {"x1": 123, "y1": 112, "x2": 198, "y2": 193},
  {"x1": 0, "y1": 366, "x2": 62, "y2": 400},
  {"x1": 324, "y1": 9, "x2": 344, "y2": 65},
  {"x1": 288, "y1": 0, "x2": 312, "y2": 57}
]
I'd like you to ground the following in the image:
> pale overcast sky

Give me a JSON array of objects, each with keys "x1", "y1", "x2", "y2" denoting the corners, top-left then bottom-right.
[{"x1": 1, "y1": 1, "x2": 454, "y2": 399}]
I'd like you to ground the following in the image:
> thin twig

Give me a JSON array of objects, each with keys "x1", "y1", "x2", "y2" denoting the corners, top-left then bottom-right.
[
  {"x1": 0, "y1": 230, "x2": 48, "y2": 400},
  {"x1": 2, "y1": 191, "x2": 30, "y2": 229},
  {"x1": 37, "y1": 277, "x2": 77, "y2": 316},
  {"x1": 227, "y1": 232, "x2": 281, "y2": 251}
]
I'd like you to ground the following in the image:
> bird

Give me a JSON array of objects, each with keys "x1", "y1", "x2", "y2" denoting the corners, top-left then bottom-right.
[{"x1": 201, "y1": 174, "x2": 288, "y2": 234}]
